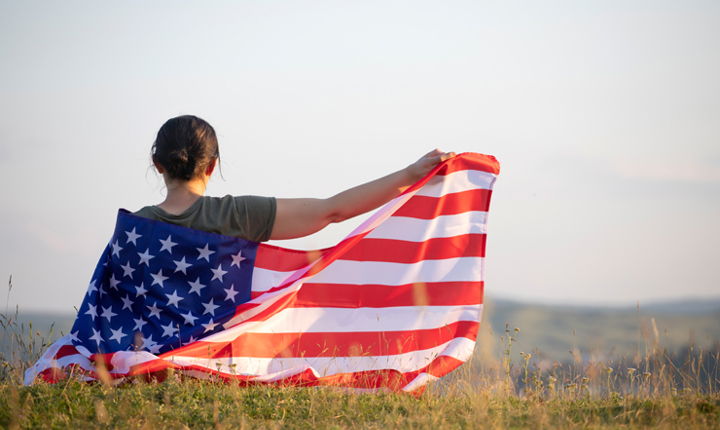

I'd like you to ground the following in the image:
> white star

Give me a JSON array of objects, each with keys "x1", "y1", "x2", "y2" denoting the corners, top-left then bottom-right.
[
  {"x1": 186, "y1": 335, "x2": 197, "y2": 344},
  {"x1": 147, "y1": 302, "x2": 162, "y2": 319},
  {"x1": 210, "y1": 264, "x2": 227, "y2": 282},
  {"x1": 165, "y1": 290, "x2": 182, "y2": 308},
  {"x1": 125, "y1": 228, "x2": 141, "y2": 246},
  {"x1": 202, "y1": 318, "x2": 219, "y2": 333},
  {"x1": 109, "y1": 274, "x2": 121, "y2": 290},
  {"x1": 69, "y1": 331, "x2": 80, "y2": 342},
  {"x1": 133, "y1": 317, "x2": 147, "y2": 331},
  {"x1": 196, "y1": 244, "x2": 215, "y2": 262},
  {"x1": 89, "y1": 328, "x2": 103, "y2": 347},
  {"x1": 141, "y1": 334, "x2": 158, "y2": 350},
  {"x1": 150, "y1": 270, "x2": 168, "y2": 288},
  {"x1": 159, "y1": 235, "x2": 177, "y2": 254},
  {"x1": 181, "y1": 311, "x2": 197, "y2": 326},
  {"x1": 161, "y1": 322, "x2": 178, "y2": 338},
  {"x1": 85, "y1": 304, "x2": 98, "y2": 321},
  {"x1": 111, "y1": 240, "x2": 123, "y2": 258},
  {"x1": 121, "y1": 261, "x2": 135, "y2": 279},
  {"x1": 147, "y1": 343, "x2": 163, "y2": 354},
  {"x1": 230, "y1": 250, "x2": 246, "y2": 268},
  {"x1": 202, "y1": 298, "x2": 219, "y2": 316},
  {"x1": 173, "y1": 257, "x2": 191, "y2": 275},
  {"x1": 135, "y1": 282, "x2": 148, "y2": 298},
  {"x1": 87, "y1": 280, "x2": 97, "y2": 296},
  {"x1": 188, "y1": 278, "x2": 206, "y2": 296},
  {"x1": 109, "y1": 328, "x2": 127, "y2": 343},
  {"x1": 121, "y1": 294, "x2": 134, "y2": 311},
  {"x1": 137, "y1": 249, "x2": 154, "y2": 266},
  {"x1": 101, "y1": 306, "x2": 117, "y2": 322},
  {"x1": 224, "y1": 284, "x2": 239, "y2": 303}
]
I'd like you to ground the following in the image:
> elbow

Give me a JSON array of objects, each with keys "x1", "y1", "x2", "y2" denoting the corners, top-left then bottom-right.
[
  {"x1": 322, "y1": 197, "x2": 351, "y2": 225},
  {"x1": 329, "y1": 213, "x2": 351, "y2": 224},
  {"x1": 326, "y1": 207, "x2": 350, "y2": 224}
]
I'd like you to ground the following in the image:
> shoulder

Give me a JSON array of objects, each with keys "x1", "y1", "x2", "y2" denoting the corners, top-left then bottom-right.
[
  {"x1": 196, "y1": 195, "x2": 276, "y2": 216},
  {"x1": 133, "y1": 205, "x2": 161, "y2": 220}
]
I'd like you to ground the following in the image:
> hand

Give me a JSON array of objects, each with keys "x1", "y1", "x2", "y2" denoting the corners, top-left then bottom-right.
[{"x1": 407, "y1": 149, "x2": 456, "y2": 182}]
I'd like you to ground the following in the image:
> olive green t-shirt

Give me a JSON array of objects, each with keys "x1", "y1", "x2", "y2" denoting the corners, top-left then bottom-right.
[{"x1": 134, "y1": 195, "x2": 276, "y2": 242}]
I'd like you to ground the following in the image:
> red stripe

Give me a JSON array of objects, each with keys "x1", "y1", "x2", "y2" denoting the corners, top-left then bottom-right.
[
  {"x1": 47, "y1": 347, "x2": 467, "y2": 394},
  {"x1": 292, "y1": 281, "x2": 483, "y2": 308},
  {"x1": 338, "y1": 234, "x2": 486, "y2": 263},
  {"x1": 435, "y1": 153, "x2": 500, "y2": 176},
  {"x1": 400, "y1": 153, "x2": 499, "y2": 196},
  {"x1": 161, "y1": 350, "x2": 465, "y2": 394},
  {"x1": 394, "y1": 189, "x2": 492, "y2": 219},
  {"x1": 234, "y1": 236, "x2": 485, "y2": 326},
  {"x1": 234, "y1": 224, "x2": 381, "y2": 317},
  {"x1": 170, "y1": 320, "x2": 478, "y2": 359},
  {"x1": 255, "y1": 245, "x2": 326, "y2": 271},
  {"x1": 244, "y1": 353, "x2": 466, "y2": 393},
  {"x1": 39, "y1": 367, "x2": 66, "y2": 383},
  {"x1": 248, "y1": 353, "x2": 465, "y2": 394},
  {"x1": 252, "y1": 280, "x2": 483, "y2": 305},
  {"x1": 55, "y1": 344, "x2": 80, "y2": 359}
]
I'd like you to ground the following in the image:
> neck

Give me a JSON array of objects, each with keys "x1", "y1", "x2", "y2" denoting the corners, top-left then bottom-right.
[{"x1": 158, "y1": 177, "x2": 208, "y2": 214}]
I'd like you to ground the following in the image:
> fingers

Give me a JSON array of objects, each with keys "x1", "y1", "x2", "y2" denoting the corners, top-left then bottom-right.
[
  {"x1": 439, "y1": 151, "x2": 456, "y2": 162},
  {"x1": 426, "y1": 150, "x2": 456, "y2": 166},
  {"x1": 422, "y1": 148, "x2": 443, "y2": 158},
  {"x1": 406, "y1": 150, "x2": 457, "y2": 182}
]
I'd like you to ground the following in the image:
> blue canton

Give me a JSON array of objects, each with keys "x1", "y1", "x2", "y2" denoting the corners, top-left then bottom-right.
[{"x1": 71, "y1": 210, "x2": 257, "y2": 355}]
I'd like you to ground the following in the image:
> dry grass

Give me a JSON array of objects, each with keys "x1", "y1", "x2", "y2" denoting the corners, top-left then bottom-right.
[{"x1": 1, "y1": 275, "x2": 719, "y2": 429}]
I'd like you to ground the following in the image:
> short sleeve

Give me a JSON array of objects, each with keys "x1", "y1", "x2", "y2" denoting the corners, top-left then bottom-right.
[{"x1": 230, "y1": 195, "x2": 276, "y2": 242}]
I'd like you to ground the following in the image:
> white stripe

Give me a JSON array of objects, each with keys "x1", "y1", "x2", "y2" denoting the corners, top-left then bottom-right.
[
  {"x1": 251, "y1": 267, "x2": 296, "y2": 292},
  {"x1": 246, "y1": 304, "x2": 482, "y2": 334},
  {"x1": 364, "y1": 212, "x2": 487, "y2": 242},
  {"x1": 344, "y1": 191, "x2": 417, "y2": 239},
  {"x1": 167, "y1": 336, "x2": 476, "y2": 377},
  {"x1": 402, "y1": 373, "x2": 440, "y2": 392},
  {"x1": 24, "y1": 335, "x2": 93, "y2": 385},
  {"x1": 414, "y1": 170, "x2": 496, "y2": 198},
  {"x1": 248, "y1": 175, "x2": 491, "y2": 293},
  {"x1": 109, "y1": 351, "x2": 158, "y2": 374},
  {"x1": 208, "y1": 303, "x2": 482, "y2": 343},
  {"x1": 224, "y1": 280, "x2": 304, "y2": 329},
  {"x1": 313, "y1": 257, "x2": 484, "y2": 286},
  {"x1": 343, "y1": 169, "x2": 495, "y2": 240},
  {"x1": 252, "y1": 229, "x2": 485, "y2": 291},
  {"x1": 241, "y1": 255, "x2": 483, "y2": 329}
]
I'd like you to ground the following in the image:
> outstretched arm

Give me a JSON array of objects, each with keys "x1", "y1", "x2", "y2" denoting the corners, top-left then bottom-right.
[{"x1": 270, "y1": 149, "x2": 456, "y2": 240}]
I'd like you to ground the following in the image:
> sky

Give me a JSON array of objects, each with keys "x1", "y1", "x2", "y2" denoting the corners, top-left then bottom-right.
[{"x1": 1, "y1": 0, "x2": 719, "y2": 313}]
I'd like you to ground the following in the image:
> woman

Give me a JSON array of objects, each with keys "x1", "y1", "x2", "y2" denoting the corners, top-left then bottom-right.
[{"x1": 136, "y1": 114, "x2": 456, "y2": 241}]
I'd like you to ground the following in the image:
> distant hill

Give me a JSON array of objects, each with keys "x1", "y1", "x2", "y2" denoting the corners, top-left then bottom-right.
[
  {"x1": 639, "y1": 298, "x2": 720, "y2": 315},
  {"x1": 480, "y1": 297, "x2": 720, "y2": 363}
]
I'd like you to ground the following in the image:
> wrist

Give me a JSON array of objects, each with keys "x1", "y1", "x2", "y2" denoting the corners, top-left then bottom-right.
[{"x1": 402, "y1": 164, "x2": 420, "y2": 186}]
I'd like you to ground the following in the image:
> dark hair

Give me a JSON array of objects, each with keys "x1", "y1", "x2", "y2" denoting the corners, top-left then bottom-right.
[{"x1": 152, "y1": 115, "x2": 220, "y2": 181}]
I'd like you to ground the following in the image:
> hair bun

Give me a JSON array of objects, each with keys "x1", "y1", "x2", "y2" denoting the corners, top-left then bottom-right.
[
  {"x1": 168, "y1": 148, "x2": 196, "y2": 181},
  {"x1": 152, "y1": 115, "x2": 220, "y2": 182},
  {"x1": 169, "y1": 148, "x2": 190, "y2": 163}
]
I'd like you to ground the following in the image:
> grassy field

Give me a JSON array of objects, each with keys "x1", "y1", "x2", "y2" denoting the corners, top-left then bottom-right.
[
  {"x1": 2, "y1": 298, "x2": 719, "y2": 428},
  {"x1": 1, "y1": 375, "x2": 719, "y2": 429}
]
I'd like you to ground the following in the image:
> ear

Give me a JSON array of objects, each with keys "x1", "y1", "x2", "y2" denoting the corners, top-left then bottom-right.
[
  {"x1": 152, "y1": 155, "x2": 165, "y2": 174},
  {"x1": 205, "y1": 158, "x2": 217, "y2": 177}
]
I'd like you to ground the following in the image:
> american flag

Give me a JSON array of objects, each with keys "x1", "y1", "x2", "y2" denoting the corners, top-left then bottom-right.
[{"x1": 25, "y1": 152, "x2": 499, "y2": 394}]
